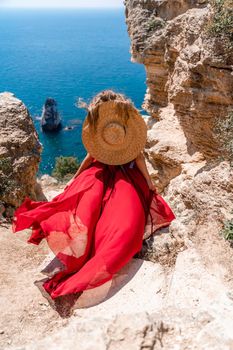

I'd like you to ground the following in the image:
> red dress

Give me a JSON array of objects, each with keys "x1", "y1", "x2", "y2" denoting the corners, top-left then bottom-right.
[{"x1": 12, "y1": 158, "x2": 175, "y2": 299}]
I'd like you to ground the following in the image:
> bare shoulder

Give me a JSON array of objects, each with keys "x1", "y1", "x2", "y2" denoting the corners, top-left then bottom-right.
[{"x1": 86, "y1": 152, "x2": 94, "y2": 160}]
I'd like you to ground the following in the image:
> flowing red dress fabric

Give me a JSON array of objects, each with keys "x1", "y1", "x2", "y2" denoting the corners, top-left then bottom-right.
[{"x1": 12, "y1": 158, "x2": 175, "y2": 299}]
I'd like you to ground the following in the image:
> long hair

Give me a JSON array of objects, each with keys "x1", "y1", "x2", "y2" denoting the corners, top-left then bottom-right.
[{"x1": 77, "y1": 90, "x2": 137, "y2": 132}]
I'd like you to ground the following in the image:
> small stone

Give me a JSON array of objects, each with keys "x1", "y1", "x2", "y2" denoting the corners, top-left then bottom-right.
[
  {"x1": 227, "y1": 291, "x2": 233, "y2": 301},
  {"x1": 39, "y1": 174, "x2": 58, "y2": 186}
]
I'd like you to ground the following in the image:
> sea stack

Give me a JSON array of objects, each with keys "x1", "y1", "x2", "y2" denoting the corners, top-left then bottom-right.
[{"x1": 41, "y1": 98, "x2": 62, "y2": 132}]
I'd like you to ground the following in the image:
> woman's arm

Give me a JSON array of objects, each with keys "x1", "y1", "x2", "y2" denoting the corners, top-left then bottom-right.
[
  {"x1": 135, "y1": 151, "x2": 157, "y2": 192},
  {"x1": 65, "y1": 152, "x2": 94, "y2": 187},
  {"x1": 73, "y1": 152, "x2": 94, "y2": 178}
]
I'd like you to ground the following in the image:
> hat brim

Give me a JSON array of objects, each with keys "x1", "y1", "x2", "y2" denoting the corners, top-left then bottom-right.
[{"x1": 81, "y1": 101, "x2": 147, "y2": 165}]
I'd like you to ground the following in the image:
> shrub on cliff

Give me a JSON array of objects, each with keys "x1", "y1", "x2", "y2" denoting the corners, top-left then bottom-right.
[
  {"x1": 208, "y1": 0, "x2": 233, "y2": 44},
  {"x1": 52, "y1": 156, "x2": 80, "y2": 180},
  {"x1": 147, "y1": 17, "x2": 166, "y2": 32},
  {"x1": 220, "y1": 212, "x2": 233, "y2": 246}
]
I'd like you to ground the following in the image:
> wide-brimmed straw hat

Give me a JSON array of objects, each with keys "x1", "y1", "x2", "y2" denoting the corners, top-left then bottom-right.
[{"x1": 81, "y1": 100, "x2": 147, "y2": 165}]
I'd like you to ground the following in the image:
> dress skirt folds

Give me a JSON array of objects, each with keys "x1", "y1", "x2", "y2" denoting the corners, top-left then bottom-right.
[{"x1": 12, "y1": 158, "x2": 176, "y2": 299}]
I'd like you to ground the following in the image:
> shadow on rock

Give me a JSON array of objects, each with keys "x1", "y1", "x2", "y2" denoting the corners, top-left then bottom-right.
[{"x1": 34, "y1": 258, "x2": 144, "y2": 317}]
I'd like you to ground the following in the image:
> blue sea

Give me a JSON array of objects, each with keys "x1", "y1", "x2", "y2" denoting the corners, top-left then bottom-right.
[{"x1": 0, "y1": 8, "x2": 146, "y2": 175}]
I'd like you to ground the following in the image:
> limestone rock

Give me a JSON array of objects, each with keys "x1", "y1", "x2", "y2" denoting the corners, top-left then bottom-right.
[
  {"x1": 37, "y1": 176, "x2": 65, "y2": 201},
  {"x1": 125, "y1": 0, "x2": 233, "y2": 163},
  {"x1": 39, "y1": 174, "x2": 58, "y2": 187},
  {"x1": 125, "y1": 0, "x2": 233, "y2": 241},
  {"x1": 0, "y1": 92, "x2": 42, "y2": 211}
]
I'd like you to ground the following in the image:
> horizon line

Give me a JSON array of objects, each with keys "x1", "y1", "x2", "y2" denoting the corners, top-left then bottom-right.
[{"x1": 0, "y1": 6, "x2": 124, "y2": 9}]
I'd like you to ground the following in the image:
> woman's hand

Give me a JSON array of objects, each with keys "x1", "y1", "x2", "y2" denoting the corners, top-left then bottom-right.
[
  {"x1": 64, "y1": 177, "x2": 74, "y2": 190},
  {"x1": 135, "y1": 152, "x2": 157, "y2": 193},
  {"x1": 66, "y1": 178, "x2": 74, "y2": 187},
  {"x1": 146, "y1": 178, "x2": 157, "y2": 192}
]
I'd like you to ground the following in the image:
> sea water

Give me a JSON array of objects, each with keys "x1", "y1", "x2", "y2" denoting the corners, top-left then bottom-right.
[{"x1": 0, "y1": 8, "x2": 146, "y2": 175}]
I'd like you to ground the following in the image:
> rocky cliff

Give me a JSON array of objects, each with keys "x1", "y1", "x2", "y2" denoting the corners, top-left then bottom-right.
[
  {"x1": 125, "y1": 0, "x2": 233, "y2": 186},
  {"x1": 124, "y1": 0, "x2": 233, "y2": 238},
  {"x1": 0, "y1": 92, "x2": 42, "y2": 216},
  {"x1": 124, "y1": 1, "x2": 233, "y2": 346}
]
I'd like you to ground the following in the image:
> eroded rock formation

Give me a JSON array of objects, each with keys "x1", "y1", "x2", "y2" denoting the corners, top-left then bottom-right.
[
  {"x1": 126, "y1": 0, "x2": 232, "y2": 164},
  {"x1": 41, "y1": 98, "x2": 62, "y2": 132},
  {"x1": 0, "y1": 92, "x2": 42, "y2": 215},
  {"x1": 125, "y1": 1, "x2": 233, "y2": 342},
  {"x1": 125, "y1": 0, "x2": 233, "y2": 349},
  {"x1": 124, "y1": 0, "x2": 233, "y2": 219}
]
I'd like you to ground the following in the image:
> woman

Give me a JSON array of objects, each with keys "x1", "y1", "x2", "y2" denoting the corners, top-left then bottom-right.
[{"x1": 12, "y1": 90, "x2": 175, "y2": 304}]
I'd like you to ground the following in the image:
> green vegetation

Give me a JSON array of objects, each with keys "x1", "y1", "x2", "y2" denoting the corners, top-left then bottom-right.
[
  {"x1": 220, "y1": 214, "x2": 233, "y2": 243},
  {"x1": 208, "y1": 0, "x2": 233, "y2": 45},
  {"x1": 52, "y1": 156, "x2": 80, "y2": 180},
  {"x1": 147, "y1": 17, "x2": 166, "y2": 32},
  {"x1": 213, "y1": 110, "x2": 233, "y2": 165}
]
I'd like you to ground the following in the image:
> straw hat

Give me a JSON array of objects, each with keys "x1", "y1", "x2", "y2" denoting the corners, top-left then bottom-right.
[{"x1": 81, "y1": 100, "x2": 147, "y2": 165}]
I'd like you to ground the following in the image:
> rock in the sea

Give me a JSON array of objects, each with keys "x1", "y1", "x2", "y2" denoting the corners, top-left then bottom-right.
[
  {"x1": 0, "y1": 92, "x2": 42, "y2": 212},
  {"x1": 41, "y1": 98, "x2": 62, "y2": 132}
]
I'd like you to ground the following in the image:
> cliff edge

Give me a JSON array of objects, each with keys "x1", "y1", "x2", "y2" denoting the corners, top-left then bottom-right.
[{"x1": 125, "y1": 0, "x2": 233, "y2": 268}]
